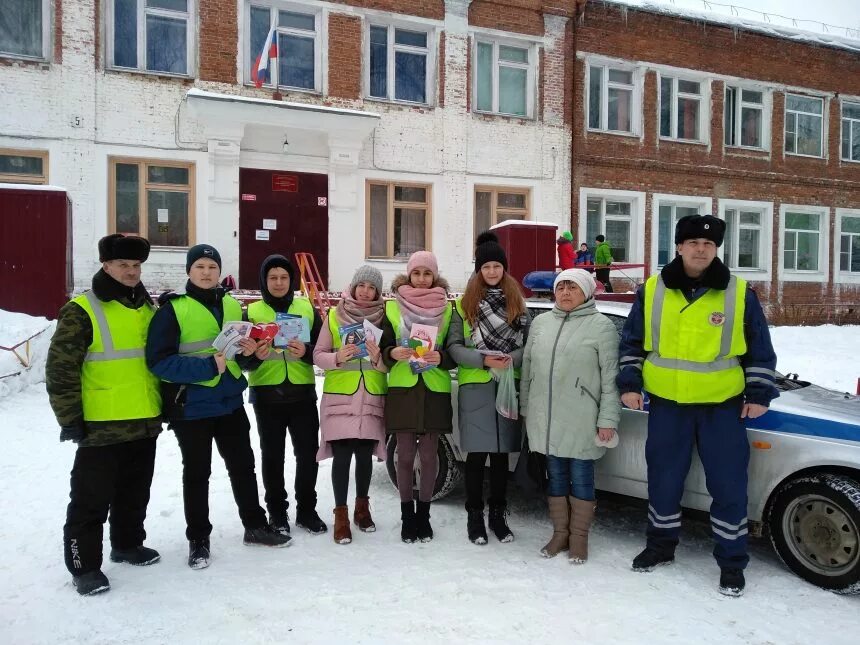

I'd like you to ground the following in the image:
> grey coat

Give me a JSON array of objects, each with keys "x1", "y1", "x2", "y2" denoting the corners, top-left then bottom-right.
[{"x1": 446, "y1": 307, "x2": 530, "y2": 453}]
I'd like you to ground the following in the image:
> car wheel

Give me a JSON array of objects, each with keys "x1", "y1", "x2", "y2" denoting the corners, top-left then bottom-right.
[
  {"x1": 768, "y1": 473, "x2": 860, "y2": 593},
  {"x1": 385, "y1": 434, "x2": 463, "y2": 501}
]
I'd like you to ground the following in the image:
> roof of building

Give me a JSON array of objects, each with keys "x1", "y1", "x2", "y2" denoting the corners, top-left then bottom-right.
[{"x1": 605, "y1": 1, "x2": 860, "y2": 54}]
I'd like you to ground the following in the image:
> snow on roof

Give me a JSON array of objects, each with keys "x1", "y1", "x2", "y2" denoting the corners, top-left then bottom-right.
[
  {"x1": 604, "y1": 1, "x2": 860, "y2": 54},
  {"x1": 186, "y1": 88, "x2": 381, "y2": 119},
  {"x1": 0, "y1": 183, "x2": 67, "y2": 192}
]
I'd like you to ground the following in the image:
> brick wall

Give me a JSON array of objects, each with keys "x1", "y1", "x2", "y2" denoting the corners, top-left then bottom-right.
[
  {"x1": 199, "y1": 0, "x2": 238, "y2": 83},
  {"x1": 328, "y1": 0, "x2": 445, "y2": 20},
  {"x1": 328, "y1": 13, "x2": 362, "y2": 100},
  {"x1": 572, "y1": 3, "x2": 860, "y2": 324}
]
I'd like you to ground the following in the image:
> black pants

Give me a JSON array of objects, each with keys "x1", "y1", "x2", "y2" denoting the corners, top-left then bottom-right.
[
  {"x1": 63, "y1": 436, "x2": 157, "y2": 576},
  {"x1": 173, "y1": 407, "x2": 267, "y2": 541},
  {"x1": 331, "y1": 439, "x2": 376, "y2": 507},
  {"x1": 253, "y1": 400, "x2": 320, "y2": 519},
  {"x1": 465, "y1": 452, "x2": 509, "y2": 511},
  {"x1": 595, "y1": 268, "x2": 614, "y2": 293}
]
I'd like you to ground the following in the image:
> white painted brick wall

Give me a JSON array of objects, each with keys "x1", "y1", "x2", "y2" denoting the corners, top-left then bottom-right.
[{"x1": 1, "y1": 0, "x2": 571, "y2": 297}]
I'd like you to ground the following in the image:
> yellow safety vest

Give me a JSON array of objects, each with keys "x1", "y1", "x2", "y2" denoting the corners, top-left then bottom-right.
[
  {"x1": 454, "y1": 298, "x2": 520, "y2": 385},
  {"x1": 321, "y1": 310, "x2": 388, "y2": 396},
  {"x1": 385, "y1": 299, "x2": 453, "y2": 393},
  {"x1": 247, "y1": 298, "x2": 316, "y2": 386},
  {"x1": 171, "y1": 294, "x2": 243, "y2": 387},
  {"x1": 73, "y1": 291, "x2": 161, "y2": 422},
  {"x1": 642, "y1": 274, "x2": 747, "y2": 404}
]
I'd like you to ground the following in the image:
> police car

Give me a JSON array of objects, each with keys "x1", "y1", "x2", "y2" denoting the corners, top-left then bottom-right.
[{"x1": 385, "y1": 300, "x2": 860, "y2": 593}]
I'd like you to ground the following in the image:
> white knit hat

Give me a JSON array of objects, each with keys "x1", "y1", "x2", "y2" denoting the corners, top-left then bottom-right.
[{"x1": 553, "y1": 268, "x2": 596, "y2": 300}]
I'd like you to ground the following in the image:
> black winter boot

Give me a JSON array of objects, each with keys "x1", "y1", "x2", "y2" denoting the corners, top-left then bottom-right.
[
  {"x1": 632, "y1": 546, "x2": 675, "y2": 572},
  {"x1": 110, "y1": 545, "x2": 161, "y2": 566},
  {"x1": 416, "y1": 501, "x2": 433, "y2": 543},
  {"x1": 718, "y1": 568, "x2": 746, "y2": 597},
  {"x1": 488, "y1": 502, "x2": 514, "y2": 543},
  {"x1": 296, "y1": 509, "x2": 328, "y2": 535},
  {"x1": 467, "y1": 508, "x2": 488, "y2": 545},
  {"x1": 188, "y1": 539, "x2": 211, "y2": 570},
  {"x1": 243, "y1": 525, "x2": 293, "y2": 547},
  {"x1": 72, "y1": 570, "x2": 110, "y2": 596},
  {"x1": 401, "y1": 501, "x2": 417, "y2": 544},
  {"x1": 269, "y1": 512, "x2": 291, "y2": 536}
]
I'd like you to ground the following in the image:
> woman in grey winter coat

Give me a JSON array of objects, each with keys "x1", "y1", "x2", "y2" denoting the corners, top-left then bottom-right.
[
  {"x1": 520, "y1": 268, "x2": 621, "y2": 563},
  {"x1": 447, "y1": 232, "x2": 530, "y2": 545}
]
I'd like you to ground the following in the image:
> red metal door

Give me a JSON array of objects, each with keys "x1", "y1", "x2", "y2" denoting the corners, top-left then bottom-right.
[
  {"x1": 238, "y1": 169, "x2": 329, "y2": 290},
  {"x1": 0, "y1": 187, "x2": 73, "y2": 319}
]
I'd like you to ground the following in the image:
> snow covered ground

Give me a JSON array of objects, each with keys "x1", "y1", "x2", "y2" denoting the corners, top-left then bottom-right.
[{"x1": 0, "y1": 310, "x2": 858, "y2": 644}]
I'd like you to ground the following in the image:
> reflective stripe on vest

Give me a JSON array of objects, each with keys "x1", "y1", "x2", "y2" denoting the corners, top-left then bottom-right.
[
  {"x1": 322, "y1": 310, "x2": 388, "y2": 396},
  {"x1": 247, "y1": 298, "x2": 316, "y2": 386},
  {"x1": 73, "y1": 290, "x2": 161, "y2": 421},
  {"x1": 385, "y1": 299, "x2": 453, "y2": 393},
  {"x1": 172, "y1": 294, "x2": 243, "y2": 387},
  {"x1": 642, "y1": 274, "x2": 747, "y2": 404}
]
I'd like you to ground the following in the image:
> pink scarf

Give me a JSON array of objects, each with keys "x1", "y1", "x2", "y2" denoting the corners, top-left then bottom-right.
[
  {"x1": 395, "y1": 284, "x2": 449, "y2": 335},
  {"x1": 335, "y1": 291, "x2": 385, "y2": 327}
]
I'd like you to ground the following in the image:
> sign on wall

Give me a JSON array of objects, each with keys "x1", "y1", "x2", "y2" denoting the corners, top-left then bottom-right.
[{"x1": 272, "y1": 174, "x2": 299, "y2": 192}]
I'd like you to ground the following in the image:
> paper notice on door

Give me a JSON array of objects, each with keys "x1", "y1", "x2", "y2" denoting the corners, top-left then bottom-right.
[
  {"x1": 255, "y1": 229, "x2": 270, "y2": 241},
  {"x1": 263, "y1": 219, "x2": 277, "y2": 230},
  {"x1": 157, "y1": 208, "x2": 169, "y2": 223}
]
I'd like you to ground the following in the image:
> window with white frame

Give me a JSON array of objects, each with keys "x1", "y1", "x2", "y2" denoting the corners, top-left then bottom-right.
[
  {"x1": 474, "y1": 39, "x2": 534, "y2": 118},
  {"x1": 0, "y1": 149, "x2": 48, "y2": 184},
  {"x1": 110, "y1": 0, "x2": 193, "y2": 75},
  {"x1": 248, "y1": 3, "x2": 319, "y2": 91},
  {"x1": 368, "y1": 24, "x2": 431, "y2": 104},
  {"x1": 721, "y1": 205, "x2": 768, "y2": 271},
  {"x1": 841, "y1": 100, "x2": 860, "y2": 163},
  {"x1": 474, "y1": 187, "x2": 530, "y2": 243},
  {"x1": 838, "y1": 213, "x2": 860, "y2": 274},
  {"x1": 0, "y1": 0, "x2": 48, "y2": 60},
  {"x1": 783, "y1": 210, "x2": 823, "y2": 272},
  {"x1": 586, "y1": 198, "x2": 633, "y2": 262},
  {"x1": 367, "y1": 181, "x2": 432, "y2": 259},
  {"x1": 784, "y1": 94, "x2": 824, "y2": 157},
  {"x1": 724, "y1": 86, "x2": 768, "y2": 149},
  {"x1": 588, "y1": 64, "x2": 637, "y2": 134},
  {"x1": 655, "y1": 199, "x2": 708, "y2": 267},
  {"x1": 660, "y1": 76, "x2": 707, "y2": 142}
]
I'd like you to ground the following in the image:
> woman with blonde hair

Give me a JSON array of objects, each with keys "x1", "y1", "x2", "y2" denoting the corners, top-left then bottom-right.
[{"x1": 447, "y1": 232, "x2": 530, "y2": 544}]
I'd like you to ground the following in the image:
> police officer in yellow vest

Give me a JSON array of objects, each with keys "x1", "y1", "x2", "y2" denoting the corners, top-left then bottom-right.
[
  {"x1": 47, "y1": 234, "x2": 162, "y2": 596},
  {"x1": 245, "y1": 254, "x2": 327, "y2": 536},
  {"x1": 146, "y1": 244, "x2": 291, "y2": 571},
  {"x1": 617, "y1": 215, "x2": 778, "y2": 597}
]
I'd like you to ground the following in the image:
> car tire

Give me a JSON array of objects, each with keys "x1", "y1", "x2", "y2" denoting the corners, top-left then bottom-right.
[
  {"x1": 385, "y1": 434, "x2": 463, "y2": 501},
  {"x1": 768, "y1": 473, "x2": 860, "y2": 593}
]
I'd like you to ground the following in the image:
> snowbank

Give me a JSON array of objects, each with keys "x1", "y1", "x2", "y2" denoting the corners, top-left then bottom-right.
[
  {"x1": 770, "y1": 325, "x2": 859, "y2": 394},
  {"x1": 0, "y1": 309, "x2": 54, "y2": 400}
]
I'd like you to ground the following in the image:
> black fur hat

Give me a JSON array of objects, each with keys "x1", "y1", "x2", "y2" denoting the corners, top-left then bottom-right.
[
  {"x1": 474, "y1": 231, "x2": 508, "y2": 274},
  {"x1": 98, "y1": 234, "x2": 150, "y2": 262},
  {"x1": 675, "y1": 214, "x2": 726, "y2": 247}
]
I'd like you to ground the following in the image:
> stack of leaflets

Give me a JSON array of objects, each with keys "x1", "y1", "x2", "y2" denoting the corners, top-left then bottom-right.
[
  {"x1": 339, "y1": 319, "x2": 384, "y2": 360},
  {"x1": 274, "y1": 312, "x2": 311, "y2": 347},
  {"x1": 212, "y1": 322, "x2": 252, "y2": 359},
  {"x1": 403, "y1": 323, "x2": 438, "y2": 374}
]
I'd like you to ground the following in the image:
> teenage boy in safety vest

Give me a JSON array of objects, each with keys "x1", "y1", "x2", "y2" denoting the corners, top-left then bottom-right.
[
  {"x1": 617, "y1": 215, "x2": 778, "y2": 597},
  {"x1": 47, "y1": 234, "x2": 162, "y2": 596},
  {"x1": 245, "y1": 254, "x2": 327, "y2": 536}
]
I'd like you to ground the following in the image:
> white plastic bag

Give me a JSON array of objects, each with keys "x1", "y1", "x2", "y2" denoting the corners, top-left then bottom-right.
[{"x1": 492, "y1": 366, "x2": 519, "y2": 420}]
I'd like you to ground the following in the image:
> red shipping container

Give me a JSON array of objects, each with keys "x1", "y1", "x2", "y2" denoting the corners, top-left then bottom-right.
[
  {"x1": 0, "y1": 185, "x2": 73, "y2": 319},
  {"x1": 490, "y1": 220, "x2": 558, "y2": 296}
]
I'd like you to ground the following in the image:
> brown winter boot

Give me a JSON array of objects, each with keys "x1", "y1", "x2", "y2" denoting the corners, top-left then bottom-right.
[
  {"x1": 333, "y1": 506, "x2": 352, "y2": 545},
  {"x1": 568, "y1": 497, "x2": 596, "y2": 564},
  {"x1": 354, "y1": 497, "x2": 376, "y2": 533},
  {"x1": 540, "y1": 496, "x2": 570, "y2": 558}
]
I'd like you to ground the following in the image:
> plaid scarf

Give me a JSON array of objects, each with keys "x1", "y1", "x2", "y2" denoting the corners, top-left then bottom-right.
[{"x1": 471, "y1": 289, "x2": 524, "y2": 354}]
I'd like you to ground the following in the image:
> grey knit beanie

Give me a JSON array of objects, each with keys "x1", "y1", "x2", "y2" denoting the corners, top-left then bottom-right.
[{"x1": 349, "y1": 265, "x2": 383, "y2": 298}]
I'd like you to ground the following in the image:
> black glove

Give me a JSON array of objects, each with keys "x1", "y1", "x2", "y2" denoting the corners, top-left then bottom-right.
[{"x1": 59, "y1": 420, "x2": 86, "y2": 443}]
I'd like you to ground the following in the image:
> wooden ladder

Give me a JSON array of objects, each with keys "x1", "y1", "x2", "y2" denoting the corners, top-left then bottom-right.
[{"x1": 294, "y1": 252, "x2": 332, "y2": 318}]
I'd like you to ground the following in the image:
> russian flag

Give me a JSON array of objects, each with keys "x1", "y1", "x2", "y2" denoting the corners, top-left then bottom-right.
[{"x1": 252, "y1": 23, "x2": 278, "y2": 88}]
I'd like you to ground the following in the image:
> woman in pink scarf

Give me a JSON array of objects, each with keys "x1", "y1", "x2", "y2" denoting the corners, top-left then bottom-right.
[
  {"x1": 383, "y1": 251, "x2": 455, "y2": 543},
  {"x1": 313, "y1": 266, "x2": 395, "y2": 545}
]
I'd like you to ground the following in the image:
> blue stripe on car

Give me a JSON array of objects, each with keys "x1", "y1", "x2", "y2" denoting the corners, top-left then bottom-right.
[{"x1": 752, "y1": 410, "x2": 860, "y2": 442}]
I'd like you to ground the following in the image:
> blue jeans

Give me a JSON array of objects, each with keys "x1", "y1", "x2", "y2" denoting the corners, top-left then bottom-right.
[{"x1": 546, "y1": 455, "x2": 595, "y2": 500}]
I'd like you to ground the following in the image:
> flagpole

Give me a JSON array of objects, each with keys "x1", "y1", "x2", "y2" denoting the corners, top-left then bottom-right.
[{"x1": 271, "y1": 26, "x2": 282, "y2": 101}]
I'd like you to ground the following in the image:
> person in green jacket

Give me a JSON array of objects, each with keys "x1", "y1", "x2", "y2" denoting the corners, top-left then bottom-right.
[{"x1": 594, "y1": 234, "x2": 614, "y2": 293}]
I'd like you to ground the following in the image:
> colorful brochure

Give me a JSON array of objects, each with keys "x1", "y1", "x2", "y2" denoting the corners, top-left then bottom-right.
[
  {"x1": 405, "y1": 323, "x2": 438, "y2": 374},
  {"x1": 274, "y1": 312, "x2": 310, "y2": 347},
  {"x1": 212, "y1": 322, "x2": 252, "y2": 359}
]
